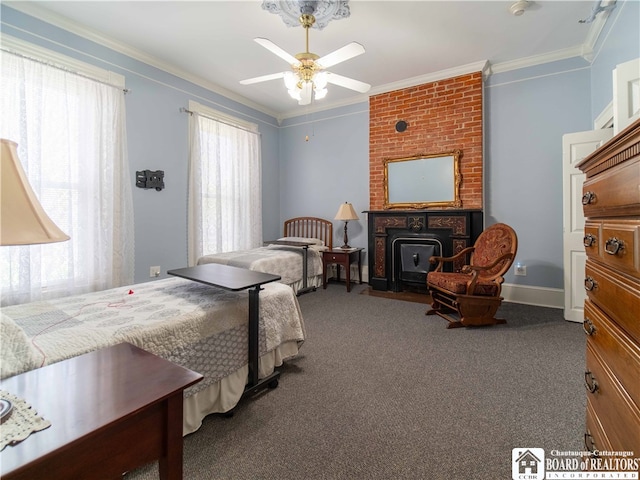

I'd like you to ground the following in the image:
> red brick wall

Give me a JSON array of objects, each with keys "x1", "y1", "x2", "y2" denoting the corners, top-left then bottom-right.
[{"x1": 369, "y1": 72, "x2": 483, "y2": 210}]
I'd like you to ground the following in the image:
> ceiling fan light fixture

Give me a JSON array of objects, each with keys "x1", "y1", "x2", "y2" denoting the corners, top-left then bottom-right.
[
  {"x1": 242, "y1": 1, "x2": 369, "y2": 106},
  {"x1": 314, "y1": 71, "x2": 328, "y2": 89},
  {"x1": 288, "y1": 88, "x2": 302, "y2": 101},
  {"x1": 314, "y1": 87, "x2": 328, "y2": 100},
  {"x1": 284, "y1": 71, "x2": 298, "y2": 90}
]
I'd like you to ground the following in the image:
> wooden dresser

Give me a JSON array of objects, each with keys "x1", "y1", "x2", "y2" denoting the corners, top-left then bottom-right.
[{"x1": 577, "y1": 118, "x2": 640, "y2": 456}]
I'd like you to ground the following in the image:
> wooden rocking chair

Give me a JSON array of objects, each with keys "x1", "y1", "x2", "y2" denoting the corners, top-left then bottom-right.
[{"x1": 426, "y1": 223, "x2": 518, "y2": 328}]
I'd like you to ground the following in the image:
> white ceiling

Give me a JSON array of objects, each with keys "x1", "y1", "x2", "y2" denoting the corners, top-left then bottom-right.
[{"x1": 7, "y1": 1, "x2": 605, "y2": 119}]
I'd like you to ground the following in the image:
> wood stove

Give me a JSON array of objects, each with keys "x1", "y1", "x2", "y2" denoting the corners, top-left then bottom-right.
[
  {"x1": 395, "y1": 239, "x2": 441, "y2": 292},
  {"x1": 365, "y1": 210, "x2": 483, "y2": 292}
]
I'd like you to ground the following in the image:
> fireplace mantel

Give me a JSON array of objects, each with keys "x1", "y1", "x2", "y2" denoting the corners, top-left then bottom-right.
[{"x1": 365, "y1": 209, "x2": 483, "y2": 291}]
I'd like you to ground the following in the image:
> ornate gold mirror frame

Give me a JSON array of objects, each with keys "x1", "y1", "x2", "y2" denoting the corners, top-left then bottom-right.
[{"x1": 383, "y1": 150, "x2": 462, "y2": 209}]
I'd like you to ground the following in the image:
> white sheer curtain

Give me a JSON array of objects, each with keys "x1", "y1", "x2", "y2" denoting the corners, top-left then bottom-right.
[
  {"x1": 1, "y1": 51, "x2": 134, "y2": 306},
  {"x1": 188, "y1": 111, "x2": 262, "y2": 266}
]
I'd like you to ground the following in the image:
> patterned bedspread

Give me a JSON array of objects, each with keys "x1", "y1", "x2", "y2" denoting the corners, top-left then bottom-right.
[
  {"x1": 197, "y1": 244, "x2": 323, "y2": 285},
  {"x1": 0, "y1": 278, "x2": 305, "y2": 396}
]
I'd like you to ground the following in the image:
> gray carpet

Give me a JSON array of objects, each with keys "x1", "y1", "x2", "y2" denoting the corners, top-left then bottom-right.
[{"x1": 127, "y1": 283, "x2": 586, "y2": 479}]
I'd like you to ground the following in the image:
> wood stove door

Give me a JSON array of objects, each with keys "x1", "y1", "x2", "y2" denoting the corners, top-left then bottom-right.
[{"x1": 394, "y1": 241, "x2": 440, "y2": 292}]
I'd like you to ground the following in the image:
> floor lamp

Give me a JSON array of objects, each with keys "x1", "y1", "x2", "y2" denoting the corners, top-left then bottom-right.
[{"x1": 334, "y1": 202, "x2": 359, "y2": 249}]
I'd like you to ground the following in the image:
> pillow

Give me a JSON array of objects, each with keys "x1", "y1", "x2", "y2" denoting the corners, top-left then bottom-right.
[{"x1": 277, "y1": 236, "x2": 325, "y2": 246}]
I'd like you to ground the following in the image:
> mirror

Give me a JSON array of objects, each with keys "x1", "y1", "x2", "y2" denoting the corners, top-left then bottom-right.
[{"x1": 383, "y1": 150, "x2": 462, "y2": 209}]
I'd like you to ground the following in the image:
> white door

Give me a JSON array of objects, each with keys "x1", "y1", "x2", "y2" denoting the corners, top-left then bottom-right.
[
  {"x1": 562, "y1": 129, "x2": 613, "y2": 322},
  {"x1": 613, "y1": 57, "x2": 640, "y2": 135}
]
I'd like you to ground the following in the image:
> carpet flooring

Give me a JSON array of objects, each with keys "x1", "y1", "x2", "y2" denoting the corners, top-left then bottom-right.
[{"x1": 127, "y1": 283, "x2": 586, "y2": 480}]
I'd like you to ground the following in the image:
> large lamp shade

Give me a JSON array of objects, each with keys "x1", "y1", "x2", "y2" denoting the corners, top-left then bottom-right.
[{"x1": 1, "y1": 139, "x2": 70, "y2": 245}]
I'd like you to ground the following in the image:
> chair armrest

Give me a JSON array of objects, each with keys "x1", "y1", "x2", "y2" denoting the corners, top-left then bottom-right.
[{"x1": 429, "y1": 247, "x2": 475, "y2": 272}]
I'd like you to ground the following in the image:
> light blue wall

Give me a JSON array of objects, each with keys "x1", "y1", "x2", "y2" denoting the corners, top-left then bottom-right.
[
  {"x1": 590, "y1": 0, "x2": 640, "y2": 120},
  {"x1": 1, "y1": 6, "x2": 281, "y2": 285},
  {"x1": 485, "y1": 60, "x2": 592, "y2": 288},
  {"x1": 2, "y1": 2, "x2": 638, "y2": 292},
  {"x1": 278, "y1": 59, "x2": 593, "y2": 290},
  {"x1": 279, "y1": 104, "x2": 369, "y2": 255}
]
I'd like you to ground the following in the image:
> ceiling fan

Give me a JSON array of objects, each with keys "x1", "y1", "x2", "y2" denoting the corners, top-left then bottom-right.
[{"x1": 240, "y1": 11, "x2": 371, "y2": 106}]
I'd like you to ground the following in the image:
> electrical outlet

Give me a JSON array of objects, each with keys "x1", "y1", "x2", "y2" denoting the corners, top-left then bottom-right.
[
  {"x1": 514, "y1": 263, "x2": 526, "y2": 276},
  {"x1": 149, "y1": 266, "x2": 161, "y2": 278}
]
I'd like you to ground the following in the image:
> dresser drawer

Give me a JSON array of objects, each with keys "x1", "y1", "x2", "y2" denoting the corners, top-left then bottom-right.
[
  {"x1": 601, "y1": 220, "x2": 640, "y2": 276},
  {"x1": 585, "y1": 397, "x2": 613, "y2": 455},
  {"x1": 584, "y1": 343, "x2": 640, "y2": 452},
  {"x1": 583, "y1": 221, "x2": 600, "y2": 260},
  {"x1": 585, "y1": 260, "x2": 640, "y2": 344},
  {"x1": 582, "y1": 158, "x2": 640, "y2": 217},
  {"x1": 584, "y1": 299, "x2": 640, "y2": 410}
]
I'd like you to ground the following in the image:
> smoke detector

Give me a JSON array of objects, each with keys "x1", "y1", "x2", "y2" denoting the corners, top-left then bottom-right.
[{"x1": 509, "y1": 0, "x2": 531, "y2": 16}]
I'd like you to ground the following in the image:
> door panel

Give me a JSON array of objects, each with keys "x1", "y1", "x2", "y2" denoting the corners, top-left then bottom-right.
[{"x1": 562, "y1": 129, "x2": 613, "y2": 322}]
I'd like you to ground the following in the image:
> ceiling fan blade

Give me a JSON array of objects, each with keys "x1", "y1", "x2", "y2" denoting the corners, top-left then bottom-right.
[
  {"x1": 298, "y1": 82, "x2": 313, "y2": 105},
  {"x1": 326, "y1": 73, "x2": 371, "y2": 93},
  {"x1": 317, "y1": 42, "x2": 365, "y2": 68},
  {"x1": 240, "y1": 72, "x2": 286, "y2": 85},
  {"x1": 254, "y1": 38, "x2": 300, "y2": 66}
]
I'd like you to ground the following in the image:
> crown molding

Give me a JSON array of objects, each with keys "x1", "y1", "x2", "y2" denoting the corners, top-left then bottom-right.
[
  {"x1": 489, "y1": 45, "x2": 588, "y2": 75},
  {"x1": 4, "y1": 1, "x2": 616, "y2": 122},
  {"x1": 277, "y1": 60, "x2": 490, "y2": 120},
  {"x1": 1, "y1": 32, "x2": 125, "y2": 87},
  {"x1": 3, "y1": 1, "x2": 281, "y2": 120},
  {"x1": 370, "y1": 60, "x2": 490, "y2": 95},
  {"x1": 583, "y1": 0, "x2": 617, "y2": 54}
]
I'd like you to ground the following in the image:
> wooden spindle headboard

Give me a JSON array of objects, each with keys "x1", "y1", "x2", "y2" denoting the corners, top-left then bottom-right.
[{"x1": 283, "y1": 217, "x2": 333, "y2": 249}]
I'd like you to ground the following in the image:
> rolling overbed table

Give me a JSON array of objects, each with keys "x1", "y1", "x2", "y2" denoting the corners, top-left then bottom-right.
[
  {"x1": 168, "y1": 263, "x2": 282, "y2": 394},
  {"x1": 0, "y1": 342, "x2": 203, "y2": 480},
  {"x1": 264, "y1": 239, "x2": 317, "y2": 295}
]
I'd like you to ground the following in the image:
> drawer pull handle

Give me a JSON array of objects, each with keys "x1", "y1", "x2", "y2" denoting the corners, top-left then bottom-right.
[
  {"x1": 584, "y1": 276, "x2": 597, "y2": 291},
  {"x1": 604, "y1": 237, "x2": 624, "y2": 255},
  {"x1": 582, "y1": 191, "x2": 596, "y2": 205},
  {"x1": 583, "y1": 234, "x2": 596, "y2": 248},
  {"x1": 582, "y1": 318, "x2": 596, "y2": 336},
  {"x1": 584, "y1": 371, "x2": 598, "y2": 393},
  {"x1": 584, "y1": 432, "x2": 598, "y2": 455}
]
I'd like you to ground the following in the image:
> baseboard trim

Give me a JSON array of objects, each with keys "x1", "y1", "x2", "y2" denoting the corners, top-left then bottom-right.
[
  {"x1": 346, "y1": 270, "x2": 563, "y2": 310},
  {"x1": 502, "y1": 283, "x2": 563, "y2": 309}
]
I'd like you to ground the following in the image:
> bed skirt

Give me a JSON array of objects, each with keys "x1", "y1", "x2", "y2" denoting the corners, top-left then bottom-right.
[{"x1": 183, "y1": 339, "x2": 300, "y2": 435}]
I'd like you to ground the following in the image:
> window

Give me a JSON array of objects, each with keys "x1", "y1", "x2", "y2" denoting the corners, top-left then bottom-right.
[
  {"x1": 1, "y1": 38, "x2": 133, "y2": 306},
  {"x1": 187, "y1": 101, "x2": 262, "y2": 265}
]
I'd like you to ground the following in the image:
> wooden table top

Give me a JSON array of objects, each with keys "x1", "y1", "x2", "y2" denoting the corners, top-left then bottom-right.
[
  {"x1": 168, "y1": 263, "x2": 281, "y2": 291},
  {"x1": 0, "y1": 342, "x2": 203, "y2": 476}
]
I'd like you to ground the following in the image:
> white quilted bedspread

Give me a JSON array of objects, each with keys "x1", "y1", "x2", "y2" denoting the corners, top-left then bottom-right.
[
  {"x1": 197, "y1": 245, "x2": 323, "y2": 285},
  {"x1": 0, "y1": 278, "x2": 305, "y2": 395}
]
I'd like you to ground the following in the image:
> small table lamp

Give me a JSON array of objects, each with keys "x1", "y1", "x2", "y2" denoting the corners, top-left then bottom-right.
[
  {"x1": 334, "y1": 202, "x2": 359, "y2": 249},
  {"x1": 1, "y1": 138, "x2": 70, "y2": 245}
]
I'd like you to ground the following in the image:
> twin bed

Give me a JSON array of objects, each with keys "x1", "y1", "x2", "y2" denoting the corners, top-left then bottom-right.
[
  {"x1": 0, "y1": 217, "x2": 333, "y2": 435},
  {"x1": 198, "y1": 217, "x2": 333, "y2": 293}
]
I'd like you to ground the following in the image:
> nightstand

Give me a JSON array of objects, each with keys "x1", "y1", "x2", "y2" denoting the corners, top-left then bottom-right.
[{"x1": 322, "y1": 247, "x2": 364, "y2": 292}]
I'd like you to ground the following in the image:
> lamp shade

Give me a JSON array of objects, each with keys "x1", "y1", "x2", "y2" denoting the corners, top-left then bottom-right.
[
  {"x1": 1, "y1": 139, "x2": 70, "y2": 245},
  {"x1": 334, "y1": 202, "x2": 359, "y2": 221}
]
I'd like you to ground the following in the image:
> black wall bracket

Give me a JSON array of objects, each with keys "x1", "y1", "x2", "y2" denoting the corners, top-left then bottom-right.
[{"x1": 136, "y1": 170, "x2": 164, "y2": 191}]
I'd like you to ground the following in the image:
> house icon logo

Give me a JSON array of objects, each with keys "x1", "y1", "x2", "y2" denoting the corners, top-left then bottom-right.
[{"x1": 512, "y1": 448, "x2": 545, "y2": 480}]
